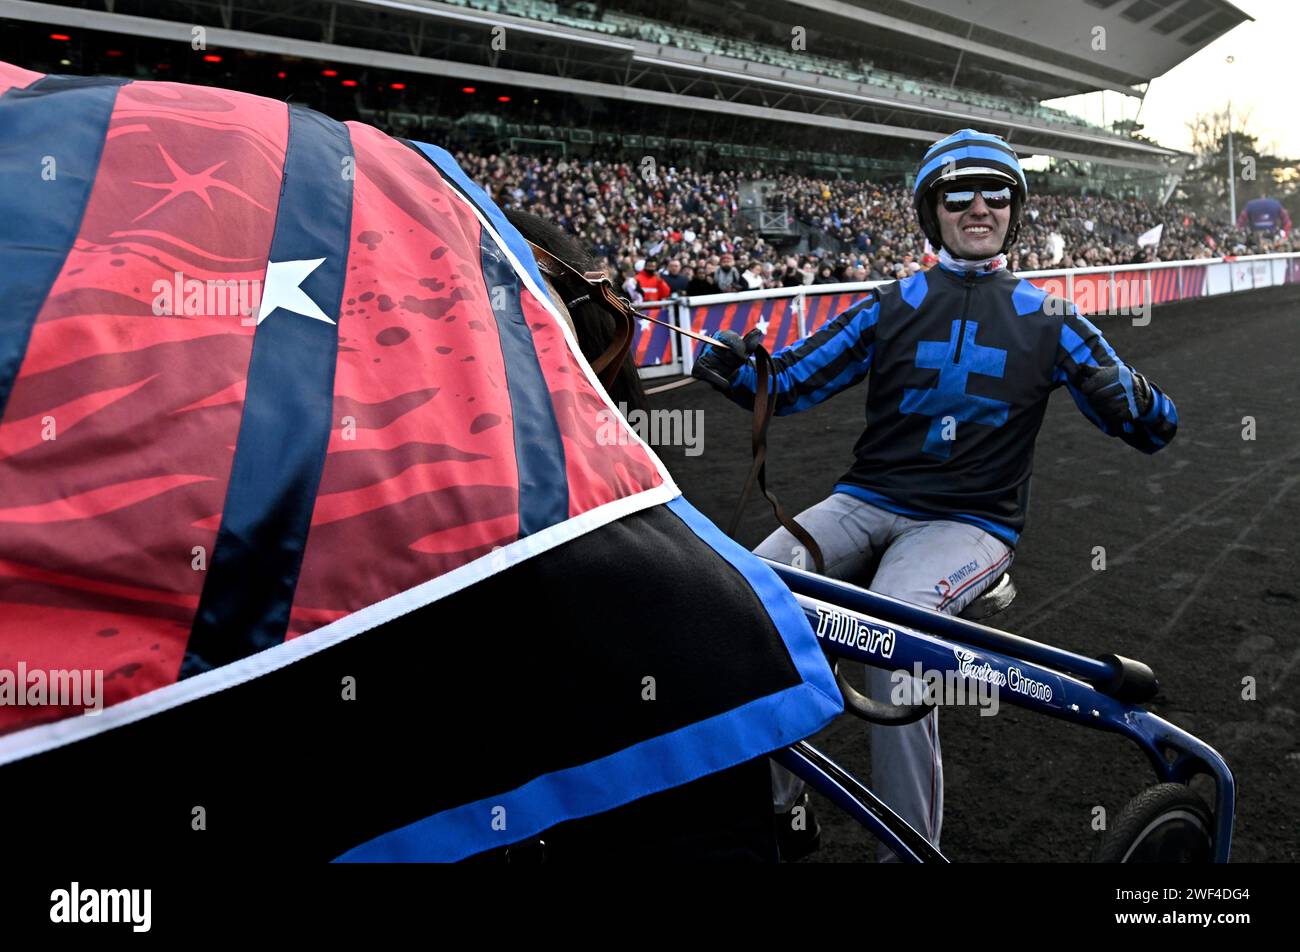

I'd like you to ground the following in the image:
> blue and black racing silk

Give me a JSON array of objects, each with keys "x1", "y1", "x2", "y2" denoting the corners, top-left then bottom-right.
[{"x1": 724, "y1": 260, "x2": 1179, "y2": 545}]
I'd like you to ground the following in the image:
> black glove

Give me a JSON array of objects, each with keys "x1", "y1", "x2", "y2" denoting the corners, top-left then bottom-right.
[
  {"x1": 692, "y1": 328, "x2": 763, "y2": 391},
  {"x1": 1077, "y1": 362, "x2": 1154, "y2": 426}
]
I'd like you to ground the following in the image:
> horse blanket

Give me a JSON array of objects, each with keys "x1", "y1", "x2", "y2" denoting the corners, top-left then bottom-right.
[{"x1": 0, "y1": 62, "x2": 840, "y2": 860}]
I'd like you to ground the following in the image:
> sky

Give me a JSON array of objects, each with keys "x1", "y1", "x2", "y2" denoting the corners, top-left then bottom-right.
[{"x1": 1043, "y1": 0, "x2": 1295, "y2": 158}]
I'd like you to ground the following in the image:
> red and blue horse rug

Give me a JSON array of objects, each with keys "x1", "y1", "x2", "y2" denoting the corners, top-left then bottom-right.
[{"x1": 0, "y1": 62, "x2": 840, "y2": 861}]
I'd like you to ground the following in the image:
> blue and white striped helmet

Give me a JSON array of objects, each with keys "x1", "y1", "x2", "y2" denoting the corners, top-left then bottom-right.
[{"x1": 913, "y1": 129, "x2": 1028, "y2": 253}]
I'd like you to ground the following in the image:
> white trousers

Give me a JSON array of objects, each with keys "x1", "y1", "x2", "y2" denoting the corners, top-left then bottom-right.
[{"x1": 757, "y1": 492, "x2": 1012, "y2": 860}]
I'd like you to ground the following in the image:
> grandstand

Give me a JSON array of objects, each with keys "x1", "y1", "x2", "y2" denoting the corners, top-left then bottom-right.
[{"x1": 1, "y1": 0, "x2": 1251, "y2": 200}]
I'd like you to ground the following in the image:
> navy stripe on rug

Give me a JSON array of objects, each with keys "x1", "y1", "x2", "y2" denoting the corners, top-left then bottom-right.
[
  {"x1": 183, "y1": 104, "x2": 354, "y2": 678},
  {"x1": 0, "y1": 74, "x2": 127, "y2": 421},
  {"x1": 477, "y1": 228, "x2": 570, "y2": 535}
]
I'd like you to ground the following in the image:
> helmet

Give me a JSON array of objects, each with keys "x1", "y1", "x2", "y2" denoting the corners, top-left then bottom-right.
[{"x1": 913, "y1": 129, "x2": 1028, "y2": 254}]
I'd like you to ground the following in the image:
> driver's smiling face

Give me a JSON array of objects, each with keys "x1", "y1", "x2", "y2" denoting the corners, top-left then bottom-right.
[{"x1": 936, "y1": 180, "x2": 1011, "y2": 259}]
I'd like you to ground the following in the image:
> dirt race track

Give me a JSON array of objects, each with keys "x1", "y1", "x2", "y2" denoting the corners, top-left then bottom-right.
[{"x1": 649, "y1": 282, "x2": 1300, "y2": 862}]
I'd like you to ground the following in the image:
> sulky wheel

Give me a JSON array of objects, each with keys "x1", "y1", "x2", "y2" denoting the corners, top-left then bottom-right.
[{"x1": 1092, "y1": 783, "x2": 1214, "y2": 863}]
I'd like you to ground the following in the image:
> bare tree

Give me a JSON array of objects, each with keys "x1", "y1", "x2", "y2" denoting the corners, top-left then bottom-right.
[{"x1": 1182, "y1": 108, "x2": 1298, "y2": 220}]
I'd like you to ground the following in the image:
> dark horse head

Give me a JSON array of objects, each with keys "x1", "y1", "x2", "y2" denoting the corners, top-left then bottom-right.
[{"x1": 503, "y1": 209, "x2": 648, "y2": 415}]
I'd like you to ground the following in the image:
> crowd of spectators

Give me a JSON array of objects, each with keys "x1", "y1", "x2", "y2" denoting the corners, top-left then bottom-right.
[{"x1": 459, "y1": 150, "x2": 1296, "y2": 299}]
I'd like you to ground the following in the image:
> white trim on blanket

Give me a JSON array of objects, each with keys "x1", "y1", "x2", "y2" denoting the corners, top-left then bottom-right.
[{"x1": 0, "y1": 482, "x2": 680, "y2": 767}]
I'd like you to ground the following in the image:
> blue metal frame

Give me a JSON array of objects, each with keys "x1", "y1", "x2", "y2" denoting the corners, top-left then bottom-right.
[
  {"x1": 772, "y1": 741, "x2": 947, "y2": 863},
  {"x1": 764, "y1": 559, "x2": 1236, "y2": 863}
]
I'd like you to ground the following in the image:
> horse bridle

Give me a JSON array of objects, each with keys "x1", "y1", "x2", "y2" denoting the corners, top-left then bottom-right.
[
  {"x1": 525, "y1": 239, "x2": 826, "y2": 576},
  {"x1": 526, "y1": 239, "x2": 721, "y2": 390}
]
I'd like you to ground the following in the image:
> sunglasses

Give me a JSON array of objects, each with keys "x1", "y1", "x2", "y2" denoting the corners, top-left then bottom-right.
[{"x1": 940, "y1": 185, "x2": 1013, "y2": 213}]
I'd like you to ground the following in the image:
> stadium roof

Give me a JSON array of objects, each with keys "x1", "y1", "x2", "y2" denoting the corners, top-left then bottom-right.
[
  {"x1": 4, "y1": 0, "x2": 1206, "y2": 172},
  {"x1": 783, "y1": 0, "x2": 1253, "y2": 95}
]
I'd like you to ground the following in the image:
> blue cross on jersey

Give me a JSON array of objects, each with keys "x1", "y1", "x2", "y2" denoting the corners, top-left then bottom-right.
[{"x1": 900, "y1": 320, "x2": 1010, "y2": 457}]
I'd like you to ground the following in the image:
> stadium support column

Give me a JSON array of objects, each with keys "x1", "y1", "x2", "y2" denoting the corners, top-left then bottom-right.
[
  {"x1": 949, "y1": 23, "x2": 974, "y2": 88},
  {"x1": 1159, "y1": 173, "x2": 1181, "y2": 206},
  {"x1": 1227, "y1": 100, "x2": 1238, "y2": 226},
  {"x1": 676, "y1": 299, "x2": 695, "y2": 377}
]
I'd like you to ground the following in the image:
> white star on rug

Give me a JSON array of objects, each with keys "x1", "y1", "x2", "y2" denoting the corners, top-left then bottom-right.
[
  {"x1": 754, "y1": 319, "x2": 769, "y2": 336},
  {"x1": 256, "y1": 258, "x2": 334, "y2": 325}
]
